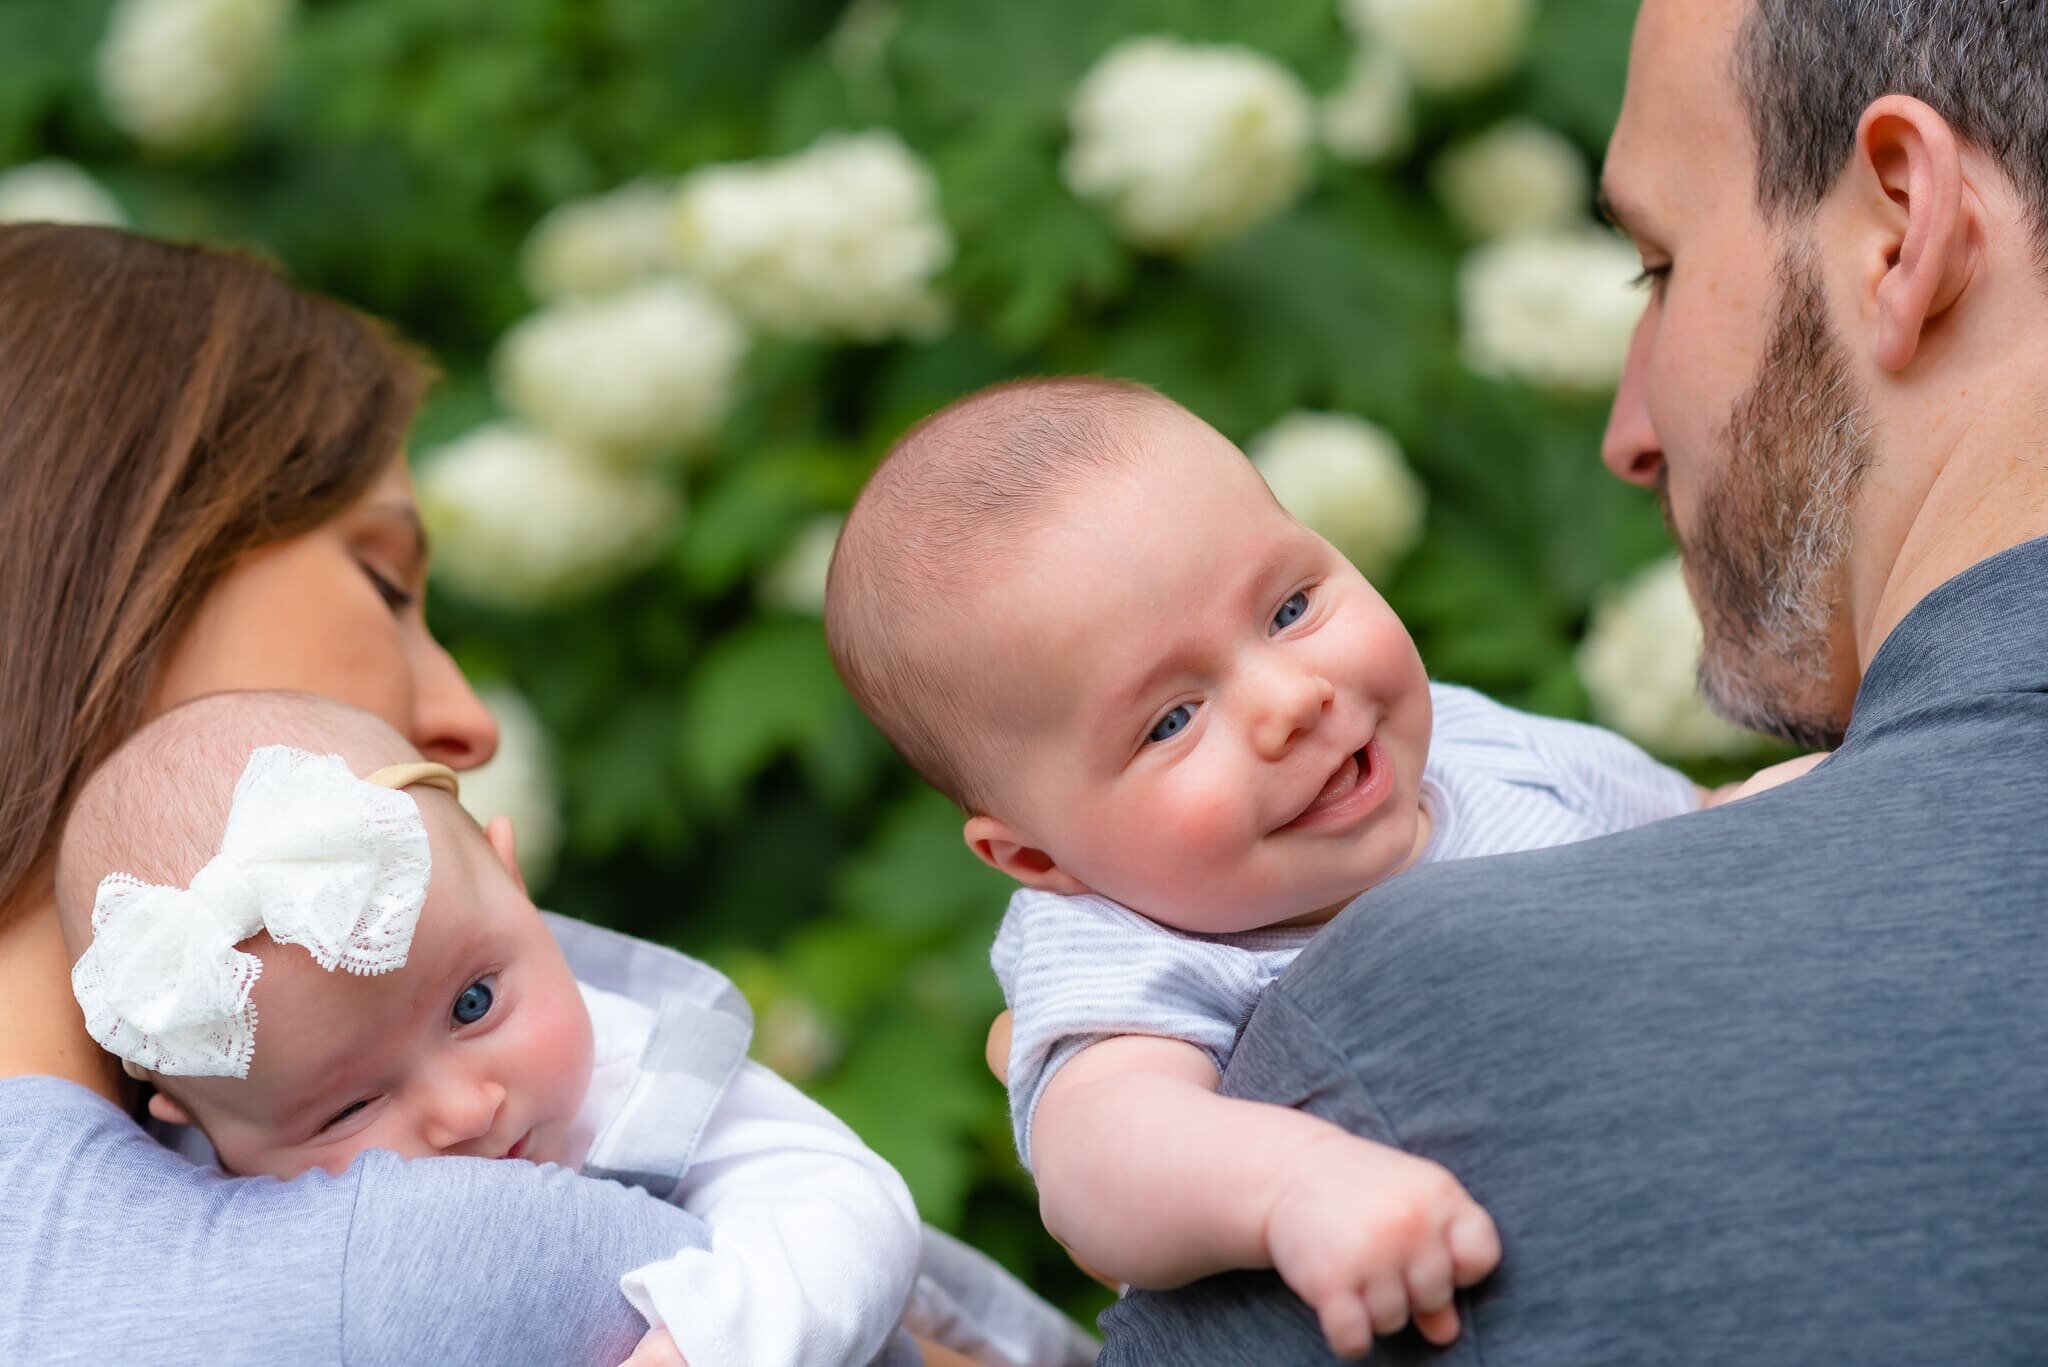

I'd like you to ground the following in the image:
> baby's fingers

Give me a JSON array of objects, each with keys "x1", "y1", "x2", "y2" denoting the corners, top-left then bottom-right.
[
  {"x1": 1363, "y1": 1274, "x2": 1413, "y2": 1341},
  {"x1": 1448, "y1": 1206, "x2": 1502, "y2": 1285},
  {"x1": 1414, "y1": 1305, "x2": 1462, "y2": 1347},
  {"x1": 1315, "y1": 1289, "x2": 1375, "y2": 1360},
  {"x1": 1404, "y1": 1240, "x2": 1456, "y2": 1332}
]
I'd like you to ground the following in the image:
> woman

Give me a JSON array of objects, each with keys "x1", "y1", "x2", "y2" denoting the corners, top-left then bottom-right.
[{"x1": 0, "y1": 224, "x2": 979, "y2": 1366}]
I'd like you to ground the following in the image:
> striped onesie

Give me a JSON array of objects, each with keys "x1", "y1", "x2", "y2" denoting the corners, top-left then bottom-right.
[{"x1": 991, "y1": 683, "x2": 1701, "y2": 1167}]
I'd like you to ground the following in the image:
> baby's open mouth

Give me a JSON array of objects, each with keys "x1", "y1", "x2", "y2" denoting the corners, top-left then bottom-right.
[{"x1": 1280, "y1": 744, "x2": 1374, "y2": 830}]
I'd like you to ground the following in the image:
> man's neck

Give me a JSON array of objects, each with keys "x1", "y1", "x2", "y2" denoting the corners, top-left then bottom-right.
[{"x1": 0, "y1": 896, "x2": 123, "y2": 1099}]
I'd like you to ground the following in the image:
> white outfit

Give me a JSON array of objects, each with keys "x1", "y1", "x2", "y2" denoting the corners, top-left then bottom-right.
[
  {"x1": 992, "y1": 682, "x2": 1702, "y2": 1166},
  {"x1": 569, "y1": 984, "x2": 921, "y2": 1367}
]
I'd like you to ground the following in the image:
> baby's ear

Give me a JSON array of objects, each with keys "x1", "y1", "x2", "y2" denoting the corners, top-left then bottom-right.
[
  {"x1": 962, "y1": 816, "x2": 1091, "y2": 896},
  {"x1": 483, "y1": 815, "x2": 528, "y2": 895},
  {"x1": 145, "y1": 1089, "x2": 196, "y2": 1128}
]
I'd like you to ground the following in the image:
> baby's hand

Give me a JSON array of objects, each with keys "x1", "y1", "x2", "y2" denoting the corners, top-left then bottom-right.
[
  {"x1": 1263, "y1": 1132, "x2": 1501, "y2": 1359},
  {"x1": 617, "y1": 1328, "x2": 687, "y2": 1367}
]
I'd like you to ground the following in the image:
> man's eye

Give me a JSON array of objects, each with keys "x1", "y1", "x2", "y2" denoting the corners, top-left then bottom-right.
[
  {"x1": 1271, "y1": 591, "x2": 1309, "y2": 633},
  {"x1": 1147, "y1": 704, "x2": 1194, "y2": 744},
  {"x1": 323, "y1": 1098, "x2": 372, "y2": 1132},
  {"x1": 452, "y1": 976, "x2": 496, "y2": 1027}
]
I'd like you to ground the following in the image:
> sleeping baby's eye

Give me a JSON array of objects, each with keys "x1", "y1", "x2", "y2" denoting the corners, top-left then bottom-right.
[
  {"x1": 1271, "y1": 591, "x2": 1309, "y2": 633},
  {"x1": 322, "y1": 1098, "x2": 372, "y2": 1132},
  {"x1": 452, "y1": 976, "x2": 496, "y2": 1027},
  {"x1": 1147, "y1": 704, "x2": 1194, "y2": 744}
]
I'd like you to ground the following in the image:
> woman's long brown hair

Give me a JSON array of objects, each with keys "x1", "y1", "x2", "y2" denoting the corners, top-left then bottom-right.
[{"x1": 0, "y1": 224, "x2": 431, "y2": 923}]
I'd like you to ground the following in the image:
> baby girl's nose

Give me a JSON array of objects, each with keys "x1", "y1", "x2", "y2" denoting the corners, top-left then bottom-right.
[{"x1": 423, "y1": 1080, "x2": 507, "y2": 1152}]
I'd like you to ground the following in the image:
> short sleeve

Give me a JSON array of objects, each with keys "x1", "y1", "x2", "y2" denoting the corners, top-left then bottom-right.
[
  {"x1": 1511, "y1": 708, "x2": 1701, "y2": 833},
  {"x1": 990, "y1": 890, "x2": 1277, "y2": 1169}
]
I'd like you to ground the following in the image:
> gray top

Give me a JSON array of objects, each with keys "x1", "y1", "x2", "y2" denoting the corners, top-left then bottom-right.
[
  {"x1": 1099, "y1": 535, "x2": 2048, "y2": 1365},
  {"x1": 0, "y1": 915, "x2": 722, "y2": 1367}
]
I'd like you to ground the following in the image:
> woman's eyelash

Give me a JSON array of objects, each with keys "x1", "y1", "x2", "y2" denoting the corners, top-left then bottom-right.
[
  {"x1": 1630, "y1": 264, "x2": 1671, "y2": 290},
  {"x1": 362, "y1": 564, "x2": 415, "y2": 610}
]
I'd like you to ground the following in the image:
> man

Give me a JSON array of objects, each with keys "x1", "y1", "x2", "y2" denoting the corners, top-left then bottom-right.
[{"x1": 1097, "y1": 0, "x2": 2048, "y2": 1361}]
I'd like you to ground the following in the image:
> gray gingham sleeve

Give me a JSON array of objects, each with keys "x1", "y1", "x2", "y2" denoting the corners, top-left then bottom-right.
[{"x1": 990, "y1": 890, "x2": 1280, "y2": 1170}]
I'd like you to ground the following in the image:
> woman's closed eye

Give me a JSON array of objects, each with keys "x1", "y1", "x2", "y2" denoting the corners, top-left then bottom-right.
[
  {"x1": 452, "y1": 975, "x2": 497, "y2": 1027},
  {"x1": 359, "y1": 561, "x2": 416, "y2": 611}
]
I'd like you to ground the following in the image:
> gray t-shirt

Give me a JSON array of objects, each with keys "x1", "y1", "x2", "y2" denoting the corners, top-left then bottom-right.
[
  {"x1": 1098, "y1": 536, "x2": 2048, "y2": 1364},
  {"x1": 0, "y1": 1075, "x2": 708, "y2": 1364}
]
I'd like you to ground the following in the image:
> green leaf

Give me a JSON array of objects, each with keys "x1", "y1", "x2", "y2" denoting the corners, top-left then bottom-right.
[
  {"x1": 679, "y1": 618, "x2": 848, "y2": 806},
  {"x1": 835, "y1": 787, "x2": 1012, "y2": 938}
]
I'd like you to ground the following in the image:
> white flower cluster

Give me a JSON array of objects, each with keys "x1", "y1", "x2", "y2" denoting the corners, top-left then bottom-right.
[
  {"x1": 1250, "y1": 412, "x2": 1426, "y2": 581},
  {"x1": 756, "y1": 515, "x2": 843, "y2": 616},
  {"x1": 1320, "y1": 47, "x2": 1413, "y2": 166},
  {"x1": 674, "y1": 130, "x2": 953, "y2": 342},
  {"x1": 494, "y1": 279, "x2": 747, "y2": 461},
  {"x1": 417, "y1": 424, "x2": 681, "y2": 609},
  {"x1": 97, "y1": 0, "x2": 292, "y2": 151},
  {"x1": 1576, "y1": 556, "x2": 1761, "y2": 760},
  {"x1": 1064, "y1": 36, "x2": 1314, "y2": 255},
  {"x1": 1458, "y1": 228, "x2": 1645, "y2": 393},
  {"x1": 1343, "y1": 0, "x2": 1532, "y2": 94},
  {"x1": 1433, "y1": 120, "x2": 1590, "y2": 241},
  {"x1": 0, "y1": 161, "x2": 127, "y2": 227},
  {"x1": 458, "y1": 685, "x2": 564, "y2": 890},
  {"x1": 520, "y1": 180, "x2": 679, "y2": 303}
]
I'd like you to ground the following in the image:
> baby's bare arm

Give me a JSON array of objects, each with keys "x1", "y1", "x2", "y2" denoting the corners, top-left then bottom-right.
[{"x1": 1033, "y1": 1035, "x2": 1501, "y2": 1357}]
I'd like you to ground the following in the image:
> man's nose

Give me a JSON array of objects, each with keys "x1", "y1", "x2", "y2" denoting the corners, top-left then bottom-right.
[
  {"x1": 1602, "y1": 307, "x2": 1665, "y2": 488},
  {"x1": 422, "y1": 1076, "x2": 507, "y2": 1152},
  {"x1": 1248, "y1": 658, "x2": 1335, "y2": 760}
]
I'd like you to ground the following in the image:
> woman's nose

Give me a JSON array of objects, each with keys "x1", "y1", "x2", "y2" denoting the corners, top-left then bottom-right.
[
  {"x1": 422, "y1": 1077, "x2": 507, "y2": 1152},
  {"x1": 1602, "y1": 308, "x2": 1665, "y2": 488},
  {"x1": 1248, "y1": 660, "x2": 1335, "y2": 760},
  {"x1": 410, "y1": 635, "x2": 499, "y2": 771}
]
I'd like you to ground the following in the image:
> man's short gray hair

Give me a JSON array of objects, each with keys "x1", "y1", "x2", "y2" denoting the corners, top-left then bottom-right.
[{"x1": 1736, "y1": 1, "x2": 2048, "y2": 262}]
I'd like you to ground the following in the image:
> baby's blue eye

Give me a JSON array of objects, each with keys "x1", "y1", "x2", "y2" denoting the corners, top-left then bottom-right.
[
  {"x1": 1147, "y1": 704, "x2": 1194, "y2": 744},
  {"x1": 452, "y1": 977, "x2": 495, "y2": 1026},
  {"x1": 1272, "y1": 591, "x2": 1309, "y2": 633}
]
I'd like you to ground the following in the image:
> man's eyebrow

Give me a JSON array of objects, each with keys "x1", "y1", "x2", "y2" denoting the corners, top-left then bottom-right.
[{"x1": 1597, "y1": 185, "x2": 1642, "y2": 238}]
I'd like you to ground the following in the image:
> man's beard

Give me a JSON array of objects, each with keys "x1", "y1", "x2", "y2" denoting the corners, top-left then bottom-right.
[{"x1": 1666, "y1": 246, "x2": 1872, "y2": 751}]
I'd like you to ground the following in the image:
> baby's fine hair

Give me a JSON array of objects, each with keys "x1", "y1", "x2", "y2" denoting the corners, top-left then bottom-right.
[
  {"x1": 54, "y1": 690, "x2": 422, "y2": 956},
  {"x1": 825, "y1": 375, "x2": 1189, "y2": 812}
]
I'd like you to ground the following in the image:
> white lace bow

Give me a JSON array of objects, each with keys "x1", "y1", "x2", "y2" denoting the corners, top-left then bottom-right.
[{"x1": 69, "y1": 745, "x2": 434, "y2": 1079}]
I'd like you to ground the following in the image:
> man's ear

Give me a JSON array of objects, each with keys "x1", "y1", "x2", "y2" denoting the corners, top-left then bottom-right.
[
  {"x1": 145, "y1": 1089, "x2": 195, "y2": 1127},
  {"x1": 1852, "y1": 95, "x2": 1975, "y2": 371},
  {"x1": 962, "y1": 815, "x2": 1091, "y2": 895},
  {"x1": 483, "y1": 815, "x2": 528, "y2": 895}
]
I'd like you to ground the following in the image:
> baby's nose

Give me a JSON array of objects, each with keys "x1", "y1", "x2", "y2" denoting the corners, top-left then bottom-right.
[
  {"x1": 1250, "y1": 666, "x2": 1334, "y2": 759},
  {"x1": 423, "y1": 1079, "x2": 507, "y2": 1152}
]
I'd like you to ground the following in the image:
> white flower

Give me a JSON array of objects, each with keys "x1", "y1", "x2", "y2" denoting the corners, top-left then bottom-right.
[
  {"x1": 756, "y1": 515, "x2": 843, "y2": 616},
  {"x1": 1250, "y1": 412, "x2": 1426, "y2": 580},
  {"x1": 520, "y1": 181, "x2": 679, "y2": 303},
  {"x1": 1577, "y1": 556, "x2": 1760, "y2": 760},
  {"x1": 418, "y1": 423, "x2": 681, "y2": 607},
  {"x1": 494, "y1": 280, "x2": 746, "y2": 461},
  {"x1": 1459, "y1": 228, "x2": 1645, "y2": 394},
  {"x1": 1320, "y1": 46, "x2": 1413, "y2": 166},
  {"x1": 98, "y1": 0, "x2": 292, "y2": 151},
  {"x1": 459, "y1": 686, "x2": 563, "y2": 891},
  {"x1": 0, "y1": 161, "x2": 127, "y2": 227},
  {"x1": 1433, "y1": 120, "x2": 1590, "y2": 241},
  {"x1": 673, "y1": 130, "x2": 952, "y2": 342},
  {"x1": 755, "y1": 995, "x2": 840, "y2": 1084},
  {"x1": 1343, "y1": 0, "x2": 1530, "y2": 94},
  {"x1": 1063, "y1": 36, "x2": 1314, "y2": 255}
]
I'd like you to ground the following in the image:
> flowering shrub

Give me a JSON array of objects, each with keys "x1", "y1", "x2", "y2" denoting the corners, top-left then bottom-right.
[{"x1": 7, "y1": 0, "x2": 1766, "y2": 1320}]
